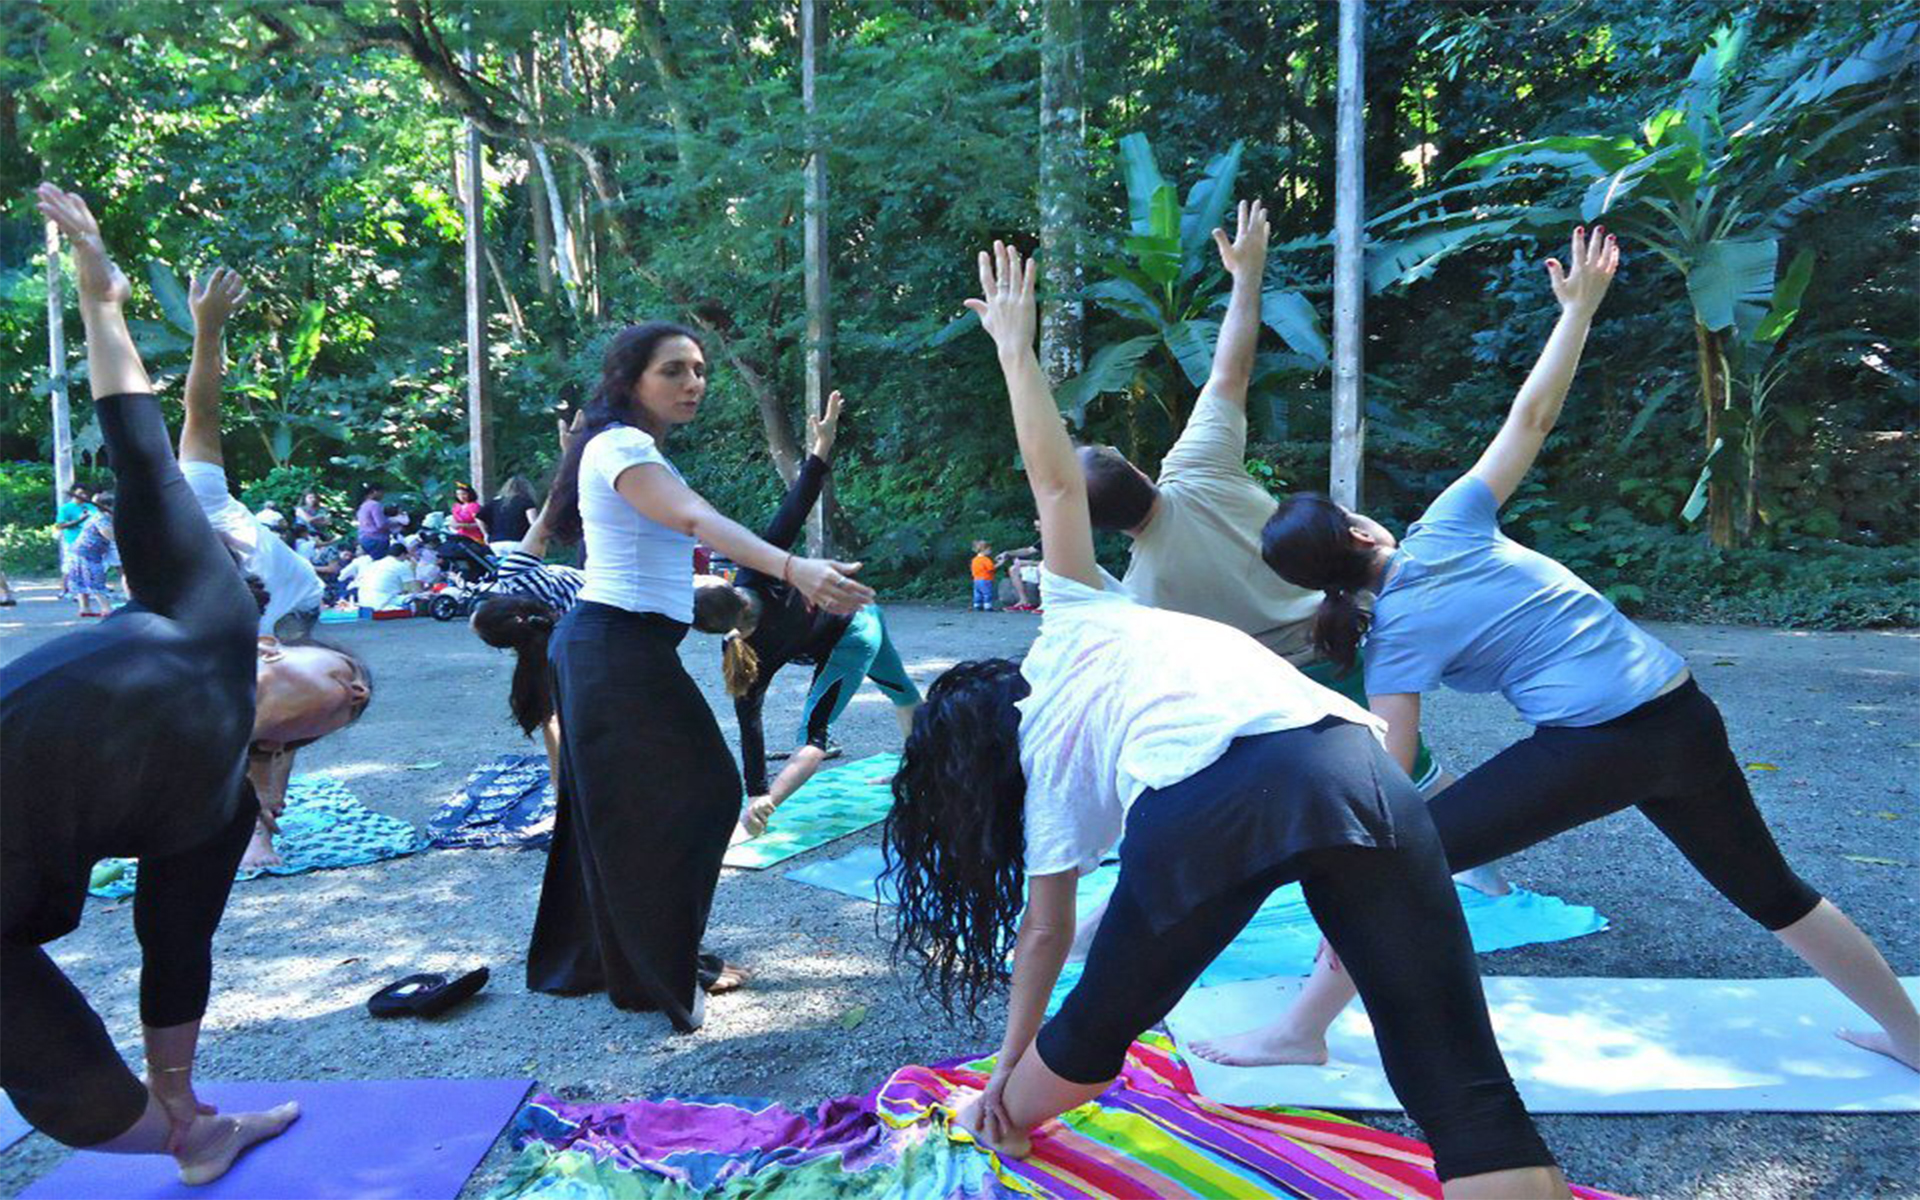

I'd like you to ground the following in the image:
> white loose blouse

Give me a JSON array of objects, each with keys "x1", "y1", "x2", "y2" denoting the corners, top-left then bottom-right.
[
  {"x1": 1016, "y1": 569, "x2": 1385, "y2": 877},
  {"x1": 575, "y1": 424, "x2": 696, "y2": 622}
]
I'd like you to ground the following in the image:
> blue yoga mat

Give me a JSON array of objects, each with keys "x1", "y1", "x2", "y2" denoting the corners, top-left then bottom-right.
[
  {"x1": 787, "y1": 845, "x2": 1609, "y2": 1002},
  {"x1": 0, "y1": 1093, "x2": 31, "y2": 1152}
]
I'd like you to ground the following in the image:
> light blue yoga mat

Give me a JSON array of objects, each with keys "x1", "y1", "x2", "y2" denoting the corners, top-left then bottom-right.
[
  {"x1": 786, "y1": 845, "x2": 1609, "y2": 1004},
  {"x1": 89, "y1": 776, "x2": 424, "y2": 899},
  {"x1": 723, "y1": 753, "x2": 901, "y2": 869},
  {"x1": 0, "y1": 1093, "x2": 31, "y2": 1152}
]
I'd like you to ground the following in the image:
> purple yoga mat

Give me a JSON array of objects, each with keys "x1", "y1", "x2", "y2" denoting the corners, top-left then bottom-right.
[{"x1": 20, "y1": 1077, "x2": 533, "y2": 1200}]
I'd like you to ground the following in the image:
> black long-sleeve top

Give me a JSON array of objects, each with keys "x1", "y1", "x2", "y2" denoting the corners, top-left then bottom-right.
[{"x1": 730, "y1": 455, "x2": 852, "y2": 794}]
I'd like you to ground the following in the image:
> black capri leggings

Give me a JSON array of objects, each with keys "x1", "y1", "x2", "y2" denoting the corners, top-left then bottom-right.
[
  {"x1": 1429, "y1": 678, "x2": 1820, "y2": 932},
  {"x1": 1037, "y1": 740, "x2": 1553, "y2": 1182}
]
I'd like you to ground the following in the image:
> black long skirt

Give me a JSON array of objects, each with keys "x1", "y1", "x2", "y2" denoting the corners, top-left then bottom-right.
[{"x1": 527, "y1": 601, "x2": 740, "y2": 1030}]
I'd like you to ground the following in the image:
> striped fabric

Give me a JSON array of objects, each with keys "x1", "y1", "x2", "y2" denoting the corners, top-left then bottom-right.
[
  {"x1": 497, "y1": 550, "x2": 586, "y2": 613},
  {"x1": 491, "y1": 1034, "x2": 1626, "y2": 1200}
]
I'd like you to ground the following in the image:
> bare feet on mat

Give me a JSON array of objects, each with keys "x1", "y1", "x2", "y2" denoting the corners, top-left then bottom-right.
[
  {"x1": 175, "y1": 1103, "x2": 300, "y2": 1185},
  {"x1": 240, "y1": 826, "x2": 282, "y2": 871},
  {"x1": 1838, "y1": 1027, "x2": 1920, "y2": 1072},
  {"x1": 1188, "y1": 1023, "x2": 1329, "y2": 1068}
]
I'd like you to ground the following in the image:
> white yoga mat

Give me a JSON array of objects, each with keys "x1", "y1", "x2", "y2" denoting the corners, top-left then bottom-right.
[{"x1": 1165, "y1": 975, "x2": 1920, "y2": 1113}]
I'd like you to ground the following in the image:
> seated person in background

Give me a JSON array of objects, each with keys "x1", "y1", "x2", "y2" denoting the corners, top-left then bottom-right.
[{"x1": 354, "y1": 544, "x2": 419, "y2": 611}]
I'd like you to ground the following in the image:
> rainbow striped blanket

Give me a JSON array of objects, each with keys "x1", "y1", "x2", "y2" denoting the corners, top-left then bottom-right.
[{"x1": 488, "y1": 1035, "x2": 1625, "y2": 1199}]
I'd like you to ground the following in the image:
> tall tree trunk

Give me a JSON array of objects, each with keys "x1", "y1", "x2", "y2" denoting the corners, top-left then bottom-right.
[
  {"x1": 521, "y1": 49, "x2": 556, "y2": 299},
  {"x1": 460, "y1": 50, "x2": 493, "y2": 497},
  {"x1": 801, "y1": 0, "x2": 833, "y2": 555},
  {"x1": 45, "y1": 220, "x2": 73, "y2": 508},
  {"x1": 634, "y1": 0, "x2": 700, "y2": 189},
  {"x1": 1694, "y1": 323, "x2": 1736, "y2": 547},
  {"x1": 1039, "y1": 0, "x2": 1087, "y2": 388},
  {"x1": 1330, "y1": 0, "x2": 1366, "y2": 507},
  {"x1": 529, "y1": 140, "x2": 582, "y2": 313},
  {"x1": 484, "y1": 241, "x2": 527, "y2": 338}
]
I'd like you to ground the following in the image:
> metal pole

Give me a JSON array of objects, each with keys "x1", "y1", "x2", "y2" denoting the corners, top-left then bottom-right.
[
  {"x1": 46, "y1": 220, "x2": 73, "y2": 508},
  {"x1": 1330, "y1": 0, "x2": 1366, "y2": 508},
  {"x1": 801, "y1": 0, "x2": 832, "y2": 555},
  {"x1": 462, "y1": 45, "x2": 492, "y2": 497}
]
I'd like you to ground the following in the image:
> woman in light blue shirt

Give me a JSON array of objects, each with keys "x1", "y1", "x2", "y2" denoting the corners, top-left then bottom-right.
[
  {"x1": 529, "y1": 321, "x2": 872, "y2": 1032},
  {"x1": 1200, "y1": 228, "x2": 1918, "y2": 1079}
]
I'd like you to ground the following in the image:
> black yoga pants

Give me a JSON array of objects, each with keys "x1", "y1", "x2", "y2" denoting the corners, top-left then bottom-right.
[
  {"x1": 0, "y1": 799, "x2": 255, "y2": 1147},
  {"x1": 1429, "y1": 679, "x2": 1820, "y2": 932},
  {"x1": 1038, "y1": 765, "x2": 1553, "y2": 1182}
]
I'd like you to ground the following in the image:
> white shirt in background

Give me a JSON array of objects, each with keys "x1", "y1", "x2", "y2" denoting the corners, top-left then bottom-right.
[
  {"x1": 576, "y1": 424, "x2": 695, "y2": 622},
  {"x1": 1016, "y1": 569, "x2": 1385, "y2": 878},
  {"x1": 181, "y1": 460, "x2": 324, "y2": 633}
]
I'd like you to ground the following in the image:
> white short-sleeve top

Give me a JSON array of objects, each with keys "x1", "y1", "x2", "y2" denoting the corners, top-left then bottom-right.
[
  {"x1": 576, "y1": 424, "x2": 695, "y2": 622},
  {"x1": 1015, "y1": 570, "x2": 1385, "y2": 878}
]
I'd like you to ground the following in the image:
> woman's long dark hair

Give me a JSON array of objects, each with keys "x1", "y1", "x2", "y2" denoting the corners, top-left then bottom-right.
[
  {"x1": 880, "y1": 657, "x2": 1031, "y2": 1019},
  {"x1": 1261, "y1": 492, "x2": 1377, "y2": 670},
  {"x1": 543, "y1": 321, "x2": 704, "y2": 544},
  {"x1": 471, "y1": 594, "x2": 558, "y2": 734}
]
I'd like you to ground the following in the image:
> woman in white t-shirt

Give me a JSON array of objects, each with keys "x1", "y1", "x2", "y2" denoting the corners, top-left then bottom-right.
[
  {"x1": 530, "y1": 321, "x2": 873, "y2": 1033},
  {"x1": 880, "y1": 244, "x2": 1566, "y2": 1198}
]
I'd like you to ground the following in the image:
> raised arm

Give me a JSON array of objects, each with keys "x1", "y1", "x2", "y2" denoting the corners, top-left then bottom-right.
[
  {"x1": 1467, "y1": 226, "x2": 1619, "y2": 506},
  {"x1": 180, "y1": 269, "x2": 249, "y2": 468},
  {"x1": 967, "y1": 243, "x2": 1099, "y2": 589},
  {"x1": 35, "y1": 185, "x2": 148, "y2": 399},
  {"x1": 759, "y1": 390, "x2": 846, "y2": 551},
  {"x1": 1204, "y1": 199, "x2": 1270, "y2": 409}
]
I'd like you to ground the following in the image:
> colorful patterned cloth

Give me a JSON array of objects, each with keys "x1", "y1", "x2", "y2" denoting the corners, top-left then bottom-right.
[
  {"x1": 429, "y1": 752, "x2": 558, "y2": 849},
  {"x1": 723, "y1": 753, "x2": 901, "y2": 870},
  {"x1": 489, "y1": 1035, "x2": 1626, "y2": 1200},
  {"x1": 88, "y1": 775, "x2": 423, "y2": 898}
]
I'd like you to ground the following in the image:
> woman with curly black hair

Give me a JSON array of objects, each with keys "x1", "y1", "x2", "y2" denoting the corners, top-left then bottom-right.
[{"x1": 881, "y1": 242, "x2": 1567, "y2": 1199}]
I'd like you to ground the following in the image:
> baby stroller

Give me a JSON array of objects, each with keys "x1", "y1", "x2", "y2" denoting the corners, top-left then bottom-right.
[{"x1": 418, "y1": 527, "x2": 506, "y2": 621}]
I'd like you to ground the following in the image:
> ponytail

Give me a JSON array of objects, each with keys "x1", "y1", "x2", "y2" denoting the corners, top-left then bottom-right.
[
  {"x1": 1262, "y1": 492, "x2": 1380, "y2": 671},
  {"x1": 470, "y1": 595, "x2": 559, "y2": 734},
  {"x1": 721, "y1": 632, "x2": 761, "y2": 696}
]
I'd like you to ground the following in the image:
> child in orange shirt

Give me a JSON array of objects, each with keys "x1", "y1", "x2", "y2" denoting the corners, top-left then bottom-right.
[{"x1": 969, "y1": 540, "x2": 996, "y2": 611}]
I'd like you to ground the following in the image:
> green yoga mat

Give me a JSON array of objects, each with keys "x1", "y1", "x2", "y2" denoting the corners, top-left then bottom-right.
[
  {"x1": 722, "y1": 752, "x2": 899, "y2": 869},
  {"x1": 88, "y1": 775, "x2": 424, "y2": 898}
]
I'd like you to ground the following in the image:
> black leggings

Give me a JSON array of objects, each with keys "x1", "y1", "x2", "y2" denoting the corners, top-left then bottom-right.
[
  {"x1": 1038, "y1": 761, "x2": 1553, "y2": 1182},
  {"x1": 0, "y1": 801, "x2": 254, "y2": 1147},
  {"x1": 1430, "y1": 678, "x2": 1820, "y2": 931}
]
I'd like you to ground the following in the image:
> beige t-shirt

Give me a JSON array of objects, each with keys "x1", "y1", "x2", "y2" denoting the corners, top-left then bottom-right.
[{"x1": 1121, "y1": 389, "x2": 1322, "y2": 662}]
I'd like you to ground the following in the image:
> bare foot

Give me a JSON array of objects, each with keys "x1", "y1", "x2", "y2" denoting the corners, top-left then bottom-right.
[
  {"x1": 240, "y1": 827, "x2": 282, "y2": 871},
  {"x1": 1838, "y1": 1027, "x2": 1920, "y2": 1072},
  {"x1": 175, "y1": 1103, "x2": 300, "y2": 1185},
  {"x1": 1453, "y1": 863, "x2": 1512, "y2": 897},
  {"x1": 953, "y1": 1095, "x2": 1032, "y2": 1159},
  {"x1": 1188, "y1": 1023, "x2": 1329, "y2": 1068}
]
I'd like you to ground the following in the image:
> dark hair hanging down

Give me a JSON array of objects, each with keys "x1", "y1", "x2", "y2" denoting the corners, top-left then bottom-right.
[
  {"x1": 471, "y1": 594, "x2": 559, "y2": 734},
  {"x1": 1076, "y1": 445, "x2": 1157, "y2": 532},
  {"x1": 880, "y1": 657, "x2": 1032, "y2": 1018},
  {"x1": 1261, "y1": 492, "x2": 1377, "y2": 670},
  {"x1": 542, "y1": 321, "x2": 704, "y2": 545}
]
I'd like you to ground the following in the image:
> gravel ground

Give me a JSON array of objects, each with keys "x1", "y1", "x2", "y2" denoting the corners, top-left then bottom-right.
[{"x1": 1, "y1": 578, "x2": 1916, "y2": 1199}]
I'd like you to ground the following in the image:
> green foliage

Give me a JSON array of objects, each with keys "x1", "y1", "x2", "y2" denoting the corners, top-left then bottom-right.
[{"x1": 0, "y1": 462, "x2": 61, "y2": 575}]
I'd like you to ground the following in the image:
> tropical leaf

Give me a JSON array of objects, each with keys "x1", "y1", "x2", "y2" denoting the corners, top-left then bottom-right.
[
  {"x1": 1179, "y1": 141, "x2": 1244, "y2": 276},
  {"x1": 1367, "y1": 213, "x2": 1543, "y2": 293},
  {"x1": 1619, "y1": 377, "x2": 1684, "y2": 451},
  {"x1": 1118, "y1": 132, "x2": 1172, "y2": 239},
  {"x1": 1581, "y1": 142, "x2": 1700, "y2": 220},
  {"x1": 1683, "y1": 21, "x2": 1748, "y2": 143},
  {"x1": 1454, "y1": 135, "x2": 1641, "y2": 177},
  {"x1": 1163, "y1": 319, "x2": 1220, "y2": 389},
  {"x1": 1052, "y1": 334, "x2": 1160, "y2": 425},
  {"x1": 1752, "y1": 248, "x2": 1815, "y2": 346},
  {"x1": 1085, "y1": 277, "x2": 1164, "y2": 326},
  {"x1": 1731, "y1": 21, "x2": 1919, "y2": 133},
  {"x1": 1680, "y1": 437, "x2": 1724, "y2": 523},
  {"x1": 1125, "y1": 186, "x2": 1183, "y2": 285},
  {"x1": 1259, "y1": 289, "x2": 1329, "y2": 366},
  {"x1": 1763, "y1": 168, "x2": 1911, "y2": 236},
  {"x1": 1686, "y1": 238, "x2": 1777, "y2": 332},
  {"x1": 288, "y1": 300, "x2": 327, "y2": 383},
  {"x1": 146, "y1": 262, "x2": 195, "y2": 335}
]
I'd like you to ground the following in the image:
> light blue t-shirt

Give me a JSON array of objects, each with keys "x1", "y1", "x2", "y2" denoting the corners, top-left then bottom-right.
[{"x1": 1364, "y1": 475, "x2": 1685, "y2": 727}]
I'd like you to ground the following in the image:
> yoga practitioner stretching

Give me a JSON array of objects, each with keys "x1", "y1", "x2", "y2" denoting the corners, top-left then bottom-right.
[
  {"x1": 1197, "y1": 227, "x2": 1919, "y2": 1074},
  {"x1": 3, "y1": 185, "x2": 371, "y2": 1182},
  {"x1": 529, "y1": 321, "x2": 873, "y2": 1031},
  {"x1": 690, "y1": 389, "x2": 922, "y2": 838},
  {"x1": 882, "y1": 243, "x2": 1569, "y2": 1198}
]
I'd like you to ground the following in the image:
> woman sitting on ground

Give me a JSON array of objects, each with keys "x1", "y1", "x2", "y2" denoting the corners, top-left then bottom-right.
[
  {"x1": 881, "y1": 242, "x2": 1569, "y2": 1199},
  {"x1": 690, "y1": 390, "x2": 922, "y2": 838},
  {"x1": 3, "y1": 184, "x2": 373, "y2": 1185},
  {"x1": 1196, "y1": 227, "x2": 1920, "y2": 1075}
]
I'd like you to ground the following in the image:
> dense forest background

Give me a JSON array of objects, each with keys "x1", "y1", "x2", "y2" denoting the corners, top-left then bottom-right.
[{"x1": 1, "y1": 0, "x2": 1914, "y2": 624}]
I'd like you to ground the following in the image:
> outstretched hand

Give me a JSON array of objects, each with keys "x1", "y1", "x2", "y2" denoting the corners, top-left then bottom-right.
[
  {"x1": 787, "y1": 556, "x2": 874, "y2": 615},
  {"x1": 808, "y1": 389, "x2": 846, "y2": 459},
  {"x1": 189, "y1": 267, "x2": 250, "y2": 331},
  {"x1": 964, "y1": 241, "x2": 1037, "y2": 358},
  {"x1": 1212, "y1": 198, "x2": 1270, "y2": 280},
  {"x1": 34, "y1": 184, "x2": 130, "y2": 307},
  {"x1": 1545, "y1": 225, "x2": 1619, "y2": 317}
]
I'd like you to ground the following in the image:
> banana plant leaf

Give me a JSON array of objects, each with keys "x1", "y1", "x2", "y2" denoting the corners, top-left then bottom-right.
[
  {"x1": 1686, "y1": 238, "x2": 1777, "y2": 333},
  {"x1": 1179, "y1": 141, "x2": 1243, "y2": 276}
]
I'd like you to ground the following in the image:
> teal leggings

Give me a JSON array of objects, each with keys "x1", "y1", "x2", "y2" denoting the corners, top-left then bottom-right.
[{"x1": 797, "y1": 606, "x2": 922, "y2": 747}]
